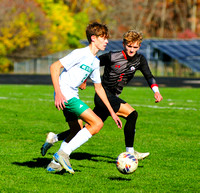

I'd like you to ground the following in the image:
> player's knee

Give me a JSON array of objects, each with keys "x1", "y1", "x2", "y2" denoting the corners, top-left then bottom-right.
[
  {"x1": 97, "y1": 118, "x2": 104, "y2": 130},
  {"x1": 127, "y1": 110, "x2": 138, "y2": 120},
  {"x1": 93, "y1": 119, "x2": 103, "y2": 135},
  {"x1": 133, "y1": 110, "x2": 138, "y2": 119}
]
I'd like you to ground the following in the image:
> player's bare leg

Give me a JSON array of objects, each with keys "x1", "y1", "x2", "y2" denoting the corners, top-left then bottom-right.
[
  {"x1": 80, "y1": 108, "x2": 104, "y2": 135},
  {"x1": 53, "y1": 108, "x2": 103, "y2": 174}
]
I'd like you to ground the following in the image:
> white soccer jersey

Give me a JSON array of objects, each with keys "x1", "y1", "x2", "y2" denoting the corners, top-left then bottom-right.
[{"x1": 59, "y1": 46, "x2": 101, "y2": 100}]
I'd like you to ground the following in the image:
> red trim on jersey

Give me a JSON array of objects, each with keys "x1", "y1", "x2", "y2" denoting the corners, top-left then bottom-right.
[
  {"x1": 151, "y1": 84, "x2": 158, "y2": 88},
  {"x1": 122, "y1": 51, "x2": 127, "y2": 60},
  {"x1": 83, "y1": 79, "x2": 87, "y2": 83}
]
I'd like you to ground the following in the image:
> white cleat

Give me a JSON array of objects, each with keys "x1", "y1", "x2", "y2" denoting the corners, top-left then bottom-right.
[
  {"x1": 53, "y1": 150, "x2": 75, "y2": 174},
  {"x1": 47, "y1": 160, "x2": 63, "y2": 173},
  {"x1": 46, "y1": 132, "x2": 57, "y2": 144},
  {"x1": 134, "y1": 151, "x2": 150, "y2": 160},
  {"x1": 41, "y1": 132, "x2": 56, "y2": 156}
]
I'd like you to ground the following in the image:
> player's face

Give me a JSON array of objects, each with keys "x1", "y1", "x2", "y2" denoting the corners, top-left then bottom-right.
[
  {"x1": 94, "y1": 36, "x2": 108, "y2": 51},
  {"x1": 124, "y1": 41, "x2": 140, "y2": 57}
]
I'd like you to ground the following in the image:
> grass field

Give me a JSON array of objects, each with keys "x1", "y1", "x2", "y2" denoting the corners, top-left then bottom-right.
[{"x1": 0, "y1": 84, "x2": 199, "y2": 193}]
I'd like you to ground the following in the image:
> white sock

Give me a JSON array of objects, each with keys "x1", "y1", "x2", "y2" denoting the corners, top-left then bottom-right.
[
  {"x1": 51, "y1": 159, "x2": 61, "y2": 165},
  {"x1": 126, "y1": 147, "x2": 134, "y2": 153},
  {"x1": 60, "y1": 127, "x2": 92, "y2": 155},
  {"x1": 53, "y1": 134, "x2": 58, "y2": 143},
  {"x1": 59, "y1": 140, "x2": 68, "y2": 151}
]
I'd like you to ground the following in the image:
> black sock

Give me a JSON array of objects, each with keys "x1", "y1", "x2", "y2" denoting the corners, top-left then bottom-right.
[
  {"x1": 57, "y1": 130, "x2": 70, "y2": 141},
  {"x1": 124, "y1": 111, "x2": 138, "y2": 147}
]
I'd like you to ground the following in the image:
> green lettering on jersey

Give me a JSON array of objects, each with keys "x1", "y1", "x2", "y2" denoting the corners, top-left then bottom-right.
[{"x1": 80, "y1": 64, "x2": 92, "y2": 73}]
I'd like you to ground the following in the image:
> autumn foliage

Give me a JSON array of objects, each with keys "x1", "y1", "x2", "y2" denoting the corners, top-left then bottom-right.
[
  {"x1": 0, "y1": 0, "x2": 103, "y2": 72},
  {"x1": 0, "y1": 0, "x2": 199, "y2": 72}
]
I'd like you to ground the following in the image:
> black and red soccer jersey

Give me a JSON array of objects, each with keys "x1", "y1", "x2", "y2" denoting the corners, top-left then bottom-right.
[{"x1": 99, "y1": 50, "x2": 158, "y2": 95}]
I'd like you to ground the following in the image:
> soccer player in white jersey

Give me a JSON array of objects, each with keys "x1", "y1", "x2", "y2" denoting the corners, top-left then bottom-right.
[{"x1": 46, "y1": 22, "x2": 122, "y2": 174}]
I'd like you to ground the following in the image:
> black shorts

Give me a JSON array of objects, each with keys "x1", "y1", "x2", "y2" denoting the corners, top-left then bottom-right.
[
  {"x1": 63, "y1": 109, "x2": 78, "y2": 122},
  {"x1": 93, "y1": 88, "x2": 126, "y2": 122}
]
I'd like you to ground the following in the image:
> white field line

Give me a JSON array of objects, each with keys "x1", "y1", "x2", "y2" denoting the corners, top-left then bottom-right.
[
  {"x1": 0, "y1": 96, "x2": 198, "y2": 111},
  {"x1": 130, "y1": 104, "x2": 198, "y2": 111},
  {"x1": 0, "y1": 96, "x2": 93, "y2": 104}
]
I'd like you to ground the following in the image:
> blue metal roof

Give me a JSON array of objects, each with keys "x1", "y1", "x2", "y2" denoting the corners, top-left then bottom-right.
[
  {"x1": 81, "y1": 39, "x2": 200, "y2": 72},
  {"x1": 151, "y1": 39, "x2": 200, "y2": 72}
]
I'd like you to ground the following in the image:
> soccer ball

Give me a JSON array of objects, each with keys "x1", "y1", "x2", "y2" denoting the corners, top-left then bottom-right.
[{"x1": 116, "y1": 152, "x2": 138, "y2": 174}]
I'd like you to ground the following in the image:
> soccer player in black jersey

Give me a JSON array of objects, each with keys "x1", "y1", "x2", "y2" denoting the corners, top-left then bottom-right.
[
  {"x1": 41, "y1": 30, "x2": 163, "y2": 162},
  {"x1": 92, "y1": 30, "x2": 163, "y2": 159}
]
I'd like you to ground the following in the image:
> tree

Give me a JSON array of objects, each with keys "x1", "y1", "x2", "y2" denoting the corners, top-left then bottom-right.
[
  {"x1": 101, "y1": 0, "x2": 200, "y2": 38},
  {"x1": 0, "y1": 0, "x2": 54, "y2": 57},
  {"x1": 0, "y1": 0, "x2": 53, "y2": 72},
  {"x1": 0, "y1": 0, "x2": 90, "y2": 72},
  {"x1": 36, "y1": 0, "x2": 90, "y2": 51}
]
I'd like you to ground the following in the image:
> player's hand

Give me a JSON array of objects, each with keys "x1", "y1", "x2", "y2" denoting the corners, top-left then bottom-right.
[
  {"x1": 111, "y1": 112, "x2": 122, "y2": 129},
  {"x1": 54, "y1": 92, "x2": 67, "y2": 110},
  {"x1": 154, "y1": 92, "x2": 163, "y2": 103},
  {"x1": 79, "y1": 82, "x2": 87, "y2": 90}
]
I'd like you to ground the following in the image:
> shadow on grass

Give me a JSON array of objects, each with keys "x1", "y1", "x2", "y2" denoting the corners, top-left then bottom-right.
[
  {"x1": 12, "y1": 157, "x2": 51, "y2": 168},
  {"x1": 71, "y1": 152, "x2": 115, "y2": 163},
  {"x1": 108, "y1": 177, "x2": 132, "y2": 181},
  {"x1": 12, "y1": 152, "x2": 116, "y2": 169}
]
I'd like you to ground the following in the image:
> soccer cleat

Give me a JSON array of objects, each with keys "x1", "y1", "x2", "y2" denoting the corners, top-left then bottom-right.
[
  {"x1": 134, "y1": 151, "x2": 150, "y2": 160},
  {"x1": 47, "y1": 160, "x2": 63, "y2": 173},
  {"x1": 53, "y1": 150, "x2": 75, "y2": 174},
  {"x1": 41, "y1": 132, "x2": 56, "y2": 156}
]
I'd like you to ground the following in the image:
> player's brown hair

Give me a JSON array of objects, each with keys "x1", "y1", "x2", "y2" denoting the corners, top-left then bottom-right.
[
  {"x1": 123, "y1": 30, "x2": 143, "y2": 45},
  {"x1": 86, "y1": 22, "x2": 109, "y2": 43}
]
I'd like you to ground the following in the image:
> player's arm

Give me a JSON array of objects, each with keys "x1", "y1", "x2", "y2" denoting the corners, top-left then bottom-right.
[
  {"x1": 79, "y1": 79, "x2": 87, "y2": 90},
  {"x1": 145, "y1": 75, "x2": 163, "y2": 103},
  {"x1": 94, "y1": 83, "x2": 122, "y2": 128},
  {"x1": 140, "y1": 56, "x2": 163, "y2": 103},
  {"x1": 50, "y1": 60, "x2": 67, "y2": 110},
  {"x1": 151, "y1": 83, "x2": 163, "y2": 103}
]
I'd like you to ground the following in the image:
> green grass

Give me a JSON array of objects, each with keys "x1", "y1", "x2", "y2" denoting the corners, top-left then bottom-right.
[{"x1": 0, "y1": 85, "x2": 199, "y2": 193}]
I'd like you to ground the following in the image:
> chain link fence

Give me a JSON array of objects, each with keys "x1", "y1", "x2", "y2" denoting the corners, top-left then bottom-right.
[{"x1": 14, "y1": 50, "x2": 72, "y2": 74}]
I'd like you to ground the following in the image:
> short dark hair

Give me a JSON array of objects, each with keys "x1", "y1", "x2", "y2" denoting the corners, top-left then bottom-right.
[{"x1": 86, "y1": 22, "x2": 109, "y2": 43}]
